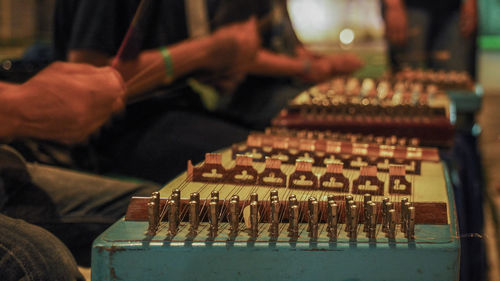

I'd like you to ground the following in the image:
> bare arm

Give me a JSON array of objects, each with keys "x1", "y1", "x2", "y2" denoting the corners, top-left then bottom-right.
[
  {"x1": 0, "y1": 87, "x2": 21, "y2": 139},
  {"x1": 68, "y1": 18, "x2": 260, "y2": 98},
  {"x1": 460, "y1": 0, "x2": 477, "y2": 37},
  {"x1": 383, "y1": 0, "x2": 408, "y2": 46},
  {"x1": 0, "y1": 62, "x2": 125, "y2": 144},
  {"x1": 0, "y1": 81, "x2": 17, "y2": 91},
  {"x1": 247, "y1": 49, "x2": 305, "y2": 77},
  {"x1": 248, "y1": 48, "x2": 363, "y2": 82}
]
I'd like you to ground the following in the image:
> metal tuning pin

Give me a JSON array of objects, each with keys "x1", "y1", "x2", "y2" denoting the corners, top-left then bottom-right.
[
  {"x1": 382, "y1": 198, "x2": 390, "y2": 232},
  {"x1": 368, "y1": 202, "x2": 377, "y2": 239},
  {"x1": 363, "y1": 194, "x2": 372, "y2": 232},
  {"x1": 189, "y1": 200, "x2": 199, "y2": 235},
  {"x1": 250, "y1": 192, "x2": 258, "y2": 203},
  {"x1": 231, "y1": 194, "x2": 240, "y2": 204},
  {"x1": 208, "y1": 201, "x2": 218, "y2": 238},
  {"x1": 229, "y1": 199, "x2": 239, "y2": 236},
  {"x1": 348, "y1": 204, "x2": 358, "y2": 239},
  {"x1": 309, "y1": 199, "x2": 319, "y2": 239},
  {"x1": 406, "y1": 206, "x2": 415, "y2": 240},
  {"x1": 172, "y1": 189, "x2": 181, "y2": 208},
  {"x1": 147, "y1": 202, "x2": 157, "y2": 236},
  {"x1": 270, "y1": 190, "x2": 279, "y2": 201},
  {"x1": 151, "y1": 191, "x2": 161, "y2": 206},
  {"x1": 363, "y1": 200, "x2": 373, "y2": 236},
  {"x1": 345, "y1": 195, "x2": 354, "y2": 206},
  {"x1": 171, "y1": 191, "x2": 181, "y2": 228},
  {"x1": 345, "y1": 200, "x2": 354, "y2": 233},
  {"x1": 307, "y1": 197, "x2": 317, "y2": 232},
  {"x1": 249, "y1": 201, "x2": 259, "y2": 238},
  {"x1": 385, "y1": 202, "x2": 394, "y2": 234},
  {"x1": 146, "y1": 192, "x2": 160, "y2": 236},
  {"x1": 287, "y1": 196, "x2": 298, "y2": 232},
  {"x1": 387, "y1": 209, "x2": 396, "y2": 239},
  {"x1": 190, "y1": 192, "x2": 200, "y2": 202},
  {"x1": 269, "y1": 199, "x2": 280, "y2": 238},
  {"x1": 327, "y1": 195, "x2": 335, "y2": 202},
  {"x1": 167, "y1": 200, "x2": 178, "y2": 236},
  {"x1": 288, "y1": 204, "x2": 299, "y2": 238},
  {"x1": 211, "y1": 190, "x2": 219, "y2": 213},
  {"x1": 400, "y1": 198, "x2": 409, "y2": 230},
  {"x1": 211, "y1": 190, "x2": 219, "y2": 200},
  {"x1": 401, "y1": 201, "x2": 411, "y2": 233},
  {"x1": 327, "y1": 201, "x2": 338, "y2": 240},
  {"x1": 173, "y1": 188, "x2": 181, "y2": 198}
]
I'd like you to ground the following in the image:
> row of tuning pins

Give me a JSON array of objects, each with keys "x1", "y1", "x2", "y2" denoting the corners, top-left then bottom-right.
[
  {"x1": 380, "y1": 196, "x2": 416, "y2": 240},
  {"x1": 147, "y1": 189, "x2": 220, "y2": 237},
  {"x1": 146, "y1": 190, "x2": 415, "y2": 241},
  {"x1": 288, "y1": 194, "x2": 415, "y2": 241},
  {"x1": 146, "y1": 189, "x2": 183, "y2": 236}
]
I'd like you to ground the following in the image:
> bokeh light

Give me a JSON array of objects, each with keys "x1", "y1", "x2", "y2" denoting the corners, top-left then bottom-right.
[{"x1": 339, "y1": 28, "x2": 355, "y2": 45}]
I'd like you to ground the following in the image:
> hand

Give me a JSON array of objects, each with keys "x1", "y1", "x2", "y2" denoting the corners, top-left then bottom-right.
[
  {"x1": 14, "y1": 62, "x2": 125, "y2": 144},
  {"x1": 206, "y1": 17, "x2": 260, "y2": 73},
  {"x1": 299, "y1": 57, "x2": 332, "y2": 83},
  {"x1": 295, "y1": 46, "x2": 321, "y2": 60},
  {"x1": 460, "y1": 0, "x2": 477, "y2": 38},
  {"x1": 327, "y1": 53, "x2": 364, "y2": 75},
  {"x1": 384, "y1": 3, "x2": 408, "y2": 46}
]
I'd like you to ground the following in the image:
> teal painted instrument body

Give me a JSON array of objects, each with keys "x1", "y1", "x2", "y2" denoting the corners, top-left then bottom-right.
[{"x1": 91, "y1": 165, "x2": 459, "y2": 281}]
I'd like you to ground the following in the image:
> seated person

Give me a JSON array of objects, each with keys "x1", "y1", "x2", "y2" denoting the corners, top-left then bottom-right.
[
  {"x1": 221, "y1": 0, "x2": 364, "y2": 129},
  {"x1": 26, "y1": 0, "x2": 261, "y2": 184},
  {"x1": 53, "y1": 0, "x2": 362, "y2": 184},
  {"x1": 0, "y1": 62, "x2": 158, "y2": 278}
]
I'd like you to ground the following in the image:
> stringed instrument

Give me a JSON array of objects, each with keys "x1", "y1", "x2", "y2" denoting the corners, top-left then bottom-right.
[
  {"x1": 91, "y1": 129, "x2": 459, "y2": 281},
  {"x1": 272, "y1": 77, "x2": 455, "y2": 147}
]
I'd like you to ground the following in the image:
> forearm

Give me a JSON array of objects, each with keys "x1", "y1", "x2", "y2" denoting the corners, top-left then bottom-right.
[
  {"x1": 384, "y1": 0, "x2": 404, "y2": 8},
  {"x1": 69, "y1": 37, "x2": 215, "y2": 97},
  {"x1": 115, "y1": 38, "x2": 214, "y2": 80},
  {"x1": 0, "y1": 85, "x2": 23, "y2": 139},
  {"x1": 247, "y1": 49, "x2": 305, "y2": 77},
  {"x1": 0, "y1": 81, "x2": 17, "y2": 91}
]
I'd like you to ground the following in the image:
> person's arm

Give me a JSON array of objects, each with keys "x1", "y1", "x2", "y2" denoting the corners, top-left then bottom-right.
[
  {"x1": 383, "y1": 0, "x2": 408, "y2": 46},
  {"x1": 460, "y1": 0, "x2": 477, "y2": 38},
  {"x1": 247, "y1": 49, "x2": 307, "y2": 77},
  {"x1": 0, "y1": 62, "x2": 125, "y2": 144},
  {"x1": 248, "y1": 48, "x2": 363, "y2": 82},
  {"x1": 0, "y1": 81, "x2": 17, "y2": 91},
  {"x1": 68, "y1": 18, "x2": 260, "y2": 98},
  {"x1": 0, "y1": 88, "x2": 21, "y2": 139}
]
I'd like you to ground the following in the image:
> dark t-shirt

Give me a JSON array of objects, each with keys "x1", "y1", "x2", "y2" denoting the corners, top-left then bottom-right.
[
  {"x1": 54, "y1": 0, "x2": 189, "y2": 60},
  {"x1": 403, "y1": 0, "x2": 461, "y2": 11},
  {"x1": 53, "y1": 0, "x2": 270, "y2": 61}
]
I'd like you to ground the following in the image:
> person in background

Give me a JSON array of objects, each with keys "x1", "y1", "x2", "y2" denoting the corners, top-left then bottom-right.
[
  {"x1": 220, "y1": 0, "x2": 364, "y2": 129},
  {"x1": 382, "y1": 0, "x2": 477, "y2": 74},
  {"x1": 0, "y1": 62, "x2": 158, "y2": 280}
]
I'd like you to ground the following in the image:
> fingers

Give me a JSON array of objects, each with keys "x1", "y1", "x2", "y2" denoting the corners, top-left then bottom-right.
[{"x1": 103, "y1": 66, "x2": 126, "y2": 112}]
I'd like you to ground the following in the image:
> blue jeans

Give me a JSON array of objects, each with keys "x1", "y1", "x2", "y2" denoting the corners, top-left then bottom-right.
[
  {"x1": 0, "y1": 146, "x2": 159, "y2": 270},
  {"x1": 0, "y1": 213, "x2": 84, "y2": 281}
]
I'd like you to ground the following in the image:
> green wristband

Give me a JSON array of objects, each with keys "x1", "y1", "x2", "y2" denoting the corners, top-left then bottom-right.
[{"x1": 159, "y1": 46, "x2": 174, "y2": 83}]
